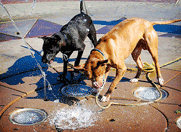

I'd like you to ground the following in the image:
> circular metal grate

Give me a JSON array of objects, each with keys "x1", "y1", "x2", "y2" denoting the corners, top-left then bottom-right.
[
  {"x1": 176, "y1": 117, "x2": 181, "y2": 129},
  {"x1": 61, "y1": 84, "x2": 92, "y2": 97},
  {"x1": 9, "y1": 108, "x2": 48, "y2": 126},
  {"x1": 133, "y1": 87, "x2": 168, "y2": 101}
]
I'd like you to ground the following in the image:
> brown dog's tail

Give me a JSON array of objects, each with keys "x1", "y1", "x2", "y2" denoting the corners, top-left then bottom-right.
[{"x1": 152, "y1": 19, "x2": 181, "y2": 25}]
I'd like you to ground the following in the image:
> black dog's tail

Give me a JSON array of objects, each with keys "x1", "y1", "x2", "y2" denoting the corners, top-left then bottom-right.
[{"x1": 80, "y1": 0, "x2": 88, "y2": 14}]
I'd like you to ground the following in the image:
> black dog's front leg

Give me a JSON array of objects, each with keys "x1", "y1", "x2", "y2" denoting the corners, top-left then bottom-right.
[
  {"x1": 57, "y1": 53, "x2": 71, "y2": 84},
  {"x1": 63, "y1": 56, "x2": 68, "y2": 79},
  {"x1": 74, "y1": 40, "x2": 85, "y2": 67},
  {"x1": 74, "y1": 50, "x2": 84, "y2": 67},
  {"x1": 74, "y1": 49, "x2": 85, "y2": 76}
]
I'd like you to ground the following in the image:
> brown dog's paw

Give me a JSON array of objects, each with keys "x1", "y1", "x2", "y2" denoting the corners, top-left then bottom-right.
[
  {"x1": 130, "y1": 78, "x2": 139, "y2": 83},
  {"x1": 100, "y1": 95, "x2": 110, "y2": 102},
  {"x1": 158, "y1": 78, "x2": 164, "y2": 86}
]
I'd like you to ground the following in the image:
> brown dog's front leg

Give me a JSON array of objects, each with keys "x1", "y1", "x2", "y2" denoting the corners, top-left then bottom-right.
[{"x1": 101, "y1": 64, "x2": 127, "y2": 102}]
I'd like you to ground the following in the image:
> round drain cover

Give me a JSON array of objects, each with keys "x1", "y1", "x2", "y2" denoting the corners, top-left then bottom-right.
[
  {"x1": 176, "y1": 117, "x2": 181, "y2": 129},
  {"x1": 61, "y1": 84, "x2": 92, "y2": 97},
  {"x1": 133, "y1": 87, "x2": 168, "y2": 101},
  {"x1": 9, "y1": 108, "x2": 48, "y2": 126}
]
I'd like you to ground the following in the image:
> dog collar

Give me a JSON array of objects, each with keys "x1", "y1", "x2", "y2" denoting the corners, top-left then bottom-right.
[
  {"x1": 57, "y1": 32, "x2": 67, "y2": 44},
  {"x1": 91, "y1": 48, "x2": 107, "y2": 60},
  {"x1": 54, "y1": 32, "x2": 68, "y2": 45}
]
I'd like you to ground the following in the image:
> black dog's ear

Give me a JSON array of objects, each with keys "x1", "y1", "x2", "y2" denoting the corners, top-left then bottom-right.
[
  {"x1": 54, "y1": 34, "x2": 61, "y2": 40},
  {"x1": 38, "y1": 36, "x2": 48, "y2": 40}
]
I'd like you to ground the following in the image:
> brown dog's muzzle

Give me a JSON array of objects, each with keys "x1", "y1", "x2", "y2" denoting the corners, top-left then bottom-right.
[
  {"x1": 92, "y1": 81, "x2": 103, "y2": 89},
  {"x1": 92, "y1": 74, "x2": 106, "y2": 90},
  {"x1": 92, "y1": 74, "x2": 105, "y2": 89}
]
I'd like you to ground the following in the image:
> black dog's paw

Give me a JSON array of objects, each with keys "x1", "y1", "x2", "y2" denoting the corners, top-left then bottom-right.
[
  {"x1": 57, "y1": 74, "x2": 63, "y2": 81},
  {"x1": 44, "y1": 97, "x2": 50, "y2": 101},
  {"x1": 69, "y1": 71, "x2": 86, "y2": 84},
  {"x1": 57, "y1": 74, "x2": 69, "y2": 84}
]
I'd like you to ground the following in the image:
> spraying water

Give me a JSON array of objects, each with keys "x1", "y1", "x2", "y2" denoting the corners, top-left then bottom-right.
[
  {"x1": 31, "y1": 0, "x2": 36, "y2": 15},
  {"x1": 0, "y1": 1, "x2": 59, "y2": 101},
  {"x1": 49, "y1": 103, "x2": 98, "y2": 130}
]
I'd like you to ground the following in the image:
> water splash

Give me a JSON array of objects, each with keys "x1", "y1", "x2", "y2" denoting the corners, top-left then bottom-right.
[
  {"x1": 49, "y1": 103, "x2": 98, "y2": 130},
  {"x1": 31, "y1": 0, "x2": 36, "y2": 15}
]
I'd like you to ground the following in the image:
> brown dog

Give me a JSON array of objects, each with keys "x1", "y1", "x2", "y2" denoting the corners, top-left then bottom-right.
[{"x1": 75, "y1": 17, "x2": 181, "y2": 102}]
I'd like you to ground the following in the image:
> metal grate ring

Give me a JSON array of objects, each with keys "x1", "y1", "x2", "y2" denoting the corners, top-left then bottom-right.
[
  {"x1": 133, "y1": 87, "x2": 168, "y2": 101},
  {"x1": 176, "y1": 117, "x2": 181, "y2": 129},
  {"x1": 9, "y1": 108, "x2": 48, "y2": 126},
  {"x1": 61, "y1": 84, "x2": 92, "y2": 97}
]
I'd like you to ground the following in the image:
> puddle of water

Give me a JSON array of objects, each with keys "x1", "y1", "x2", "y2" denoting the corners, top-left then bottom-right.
[{"x1": 49, "y1": 103, "x2": 98, "y2": 130}]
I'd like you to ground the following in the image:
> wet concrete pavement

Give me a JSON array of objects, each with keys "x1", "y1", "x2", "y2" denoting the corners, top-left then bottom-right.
[
  {"x1": 1, "y1": 67, "x2": 181, "y2": 132},
  {"x1": 0, "y1": 1, "x2": 181, "y2": 132}
]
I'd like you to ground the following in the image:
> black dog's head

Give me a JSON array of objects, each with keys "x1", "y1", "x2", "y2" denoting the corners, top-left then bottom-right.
[{"x1": 40, "y1": 35, "x2": 65, "y2": 64}]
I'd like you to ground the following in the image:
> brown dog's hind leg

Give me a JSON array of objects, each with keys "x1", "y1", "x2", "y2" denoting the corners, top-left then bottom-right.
[
  {"x1": 101, "y1": 62, "x2": 127, "y2": 102},
  {"x1": 144, "y1": 29, "x2": 164, "y2": 86},
  {"x1": 130, "y1": 41, "x2": 144, "y2": 83},
  {"x1": 148, "y1": 48, "x2": 164, "y2": 86}
]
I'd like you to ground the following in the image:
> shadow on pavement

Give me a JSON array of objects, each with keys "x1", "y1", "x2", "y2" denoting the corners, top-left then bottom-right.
[{"x1": 0, "y1": 46, "x2": 89, "y2": 106}]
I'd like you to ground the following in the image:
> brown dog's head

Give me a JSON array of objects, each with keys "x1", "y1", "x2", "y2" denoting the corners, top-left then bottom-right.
[{"x1": 75, "y1": 57, "x2": 108, "y2": 90}]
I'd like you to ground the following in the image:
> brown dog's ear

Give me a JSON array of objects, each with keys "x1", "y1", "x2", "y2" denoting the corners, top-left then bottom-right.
[
  {"x1": 97, "y1": 59, "x2": 108, "y2": 66},
  {"x1": 74, "y1": 64, "x2": 86, "y2": 71}
]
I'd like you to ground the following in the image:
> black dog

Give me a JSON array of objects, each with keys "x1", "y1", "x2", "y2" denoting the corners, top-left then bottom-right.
[{"x1": 40, "y1": 0, "x2": 97, "y2": 82}]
